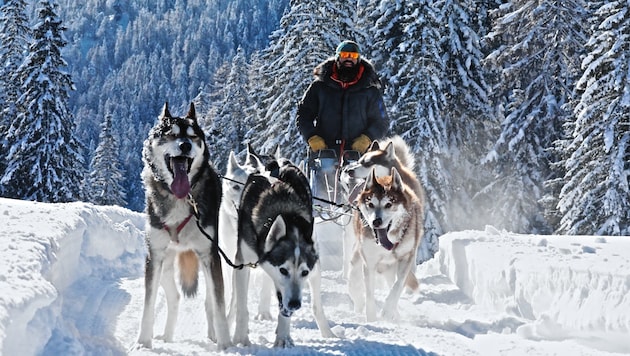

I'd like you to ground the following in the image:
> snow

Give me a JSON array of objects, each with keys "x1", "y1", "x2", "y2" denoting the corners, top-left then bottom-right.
[{"x1": 1, "y1": 197, "x2": 629, "y2": 356}]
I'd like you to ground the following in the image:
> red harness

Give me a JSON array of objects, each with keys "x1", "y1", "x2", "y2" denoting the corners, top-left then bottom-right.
[{"x1": 163, "y1": 213, "x2": 194, "y2": 243}]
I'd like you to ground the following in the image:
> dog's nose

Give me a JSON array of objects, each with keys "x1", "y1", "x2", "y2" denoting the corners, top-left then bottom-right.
[
  {"x1": 288, "y1": 299, "x2": 301, "y2": 311},
  {"x1": 179, "y1": 141, "x2": 192, "y2": 153},
  {"x1": 373, "y1": 217, "x2": 382, "y2": 228}
]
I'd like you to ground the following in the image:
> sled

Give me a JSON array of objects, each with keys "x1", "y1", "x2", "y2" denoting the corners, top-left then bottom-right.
[{"x1": 307, "y1": 148, "x2": 361, "y2": 224}]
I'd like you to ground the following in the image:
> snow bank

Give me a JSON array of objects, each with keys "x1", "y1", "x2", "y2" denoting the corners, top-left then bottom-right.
[
  {"x1": 436, "y1": 226, "x2": 630, "y2": 352},
  {"x1": 0, "y1": 199, "x2": 145, "y2": 355},
  {"x1": 2, "y1": 198, "x2": 628, "y2": 355}
]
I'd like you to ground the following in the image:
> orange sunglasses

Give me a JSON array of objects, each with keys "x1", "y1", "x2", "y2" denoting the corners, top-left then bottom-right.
[{"x1": 339, "y1": 51, "x2": 360, "y2": 59}]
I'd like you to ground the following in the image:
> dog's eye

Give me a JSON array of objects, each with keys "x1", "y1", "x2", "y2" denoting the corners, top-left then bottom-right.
[
  {"x1": 301, "y1": 270, "x2": 309, "y2": 277},
  {"x1": 385, "y1": 203, "x2": 392, "y2": 209},
  {"x1": 368, "y1": 202, "x2": 374, "y2": 208},
  {"x1": 279, "y1": 267, "x2": 289, "y2": 276},
  {"x1": 232, "y1": 184, "x2": 241, "y2": 191},
  {"x1": 186, "y1": 127, "x2": 198, "y2": 138}
]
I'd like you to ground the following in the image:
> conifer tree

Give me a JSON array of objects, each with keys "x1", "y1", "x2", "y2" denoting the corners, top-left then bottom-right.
[
  {"x1": 387, "y1": 0, "x2": 447, "y2": 263},
  {"x1": 438, "y1": 0, "x2": 497, "y2": 231},
  {"x1": 86, "y1": 115, "x2": 127, "y2": 206},
  {"x1": 1, "y1": 0, "x2": 86, "y2": 203},
  {"x1": 482, "y1": 0, "x2": 588, "y2": 233},
  {"x1": 557, "y1": 0, "x2": 630, "y2": 235},
  {"x1": 0, "y1": 0, "x2": 30, "y2": 188},
  {"x1": 367, "y1": 0, "x2": 406, "y2": 100},
  {"x1": 208, "y1": 47, "x2": 254, "y2": 171}
]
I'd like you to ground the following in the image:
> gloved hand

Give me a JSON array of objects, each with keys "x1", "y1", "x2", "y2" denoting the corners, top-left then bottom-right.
[
  {"x1": 351, "y1": 134, "x2": 372, "y2": 153},
  {"x1": 307, "y1": 135, "x2": 327, "y2": 152}
]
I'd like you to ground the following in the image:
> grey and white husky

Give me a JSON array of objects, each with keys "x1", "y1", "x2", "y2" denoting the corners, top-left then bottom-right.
[
  {"x1": 136, "y1": 103, "x2": 231, "y2": 350},
  {"x1": 231, "y1": 161, "x2": 335, "y2": 347},
  {"x1": 349, "y1": 167, "x2": 424, "y2": 322}
]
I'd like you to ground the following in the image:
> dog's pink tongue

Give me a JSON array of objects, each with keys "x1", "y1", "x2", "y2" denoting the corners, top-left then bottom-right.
[
  {"x1": 375, "y1": 228, "x2": 395, "y2": 250},
  {"x1": 170, "y1": 158, "x2": 190, "y2": 199}
]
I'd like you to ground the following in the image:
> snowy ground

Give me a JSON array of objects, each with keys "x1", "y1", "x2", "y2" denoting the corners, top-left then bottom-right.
[{"x1": 0, "y1": 197, "x2": 629, "y2": 355}]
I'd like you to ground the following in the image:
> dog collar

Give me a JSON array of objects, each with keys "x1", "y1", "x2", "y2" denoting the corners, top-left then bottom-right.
[{"x1": 163, "y1": 213, "x2": 194, "y2": 243}]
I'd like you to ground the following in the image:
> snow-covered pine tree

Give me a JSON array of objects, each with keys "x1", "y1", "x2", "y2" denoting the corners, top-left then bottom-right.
[
  {"x1": 482, "y1": 0, "x2": 588, "y2": 233},
  {"x1": 389, "y1": 0, "x2": 447, "y2": 263},
  {"x1": 0, "y1": 0, "x2": 86, "y2": 203},
  {"x1": 0, "y1": 0, "x2": 30, "y2": 191},
  {"x1": 86, "y1": 115, "x2": 127, "y2": 206},
  {"x1": 437, "y1": 0, "x2": 497, "y2": 231},
  {"x1": 208, "y1": 47, "x2": 255, "y2": 172},
  {"x1": 367, "y1": 0, "x2": 406, "y2": 121},
  {"x1": 557, "y1": 0, "x2": 630, "y2": 235}
]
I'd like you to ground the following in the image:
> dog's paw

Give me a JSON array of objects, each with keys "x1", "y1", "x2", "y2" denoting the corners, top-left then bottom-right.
[
  {"x1": 274, "y1": 335, "x2": 295, "y2": 348},
  {"x1": 232, "y1": 334, "x2": 251, "y2": 347},
  {"x1": 156, "y1": 333, "x2": 173, "y2": 342},
  {"x1": 130, "y1": 340, "x2": 152, "y2": 351},
  {"x1": 255, "y1": 311, "x2": 273, "y2": 321},
  {"x1": 216, "y1": 340, "x2": 233, "y2": 350},
  {"x1": 381, "y1": 306, "x2": 400, "y2": 321}
]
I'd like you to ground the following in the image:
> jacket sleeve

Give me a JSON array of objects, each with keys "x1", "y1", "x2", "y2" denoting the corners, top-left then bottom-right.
[
  {"x1": 296, "y1": 82, "x2": 319, "y2": 141},
  {"x1": 364, "y1": 89, "x2": 389, "y2": 140}
]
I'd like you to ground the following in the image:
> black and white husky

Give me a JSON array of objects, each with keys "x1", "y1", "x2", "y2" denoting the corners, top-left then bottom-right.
[
  {"x1": 231, "y1": 161, "x2": 335, "y2": 347},
  {"x1": 136, "y1": 103, "x2": 231, "y2": 350}
]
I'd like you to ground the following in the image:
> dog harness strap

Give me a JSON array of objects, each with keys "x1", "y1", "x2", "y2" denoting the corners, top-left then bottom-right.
[{"x1": 162, "y1": 213, "x2": 194, "y2": 243}]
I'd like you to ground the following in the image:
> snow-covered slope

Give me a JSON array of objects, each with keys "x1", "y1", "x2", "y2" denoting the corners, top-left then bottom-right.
[
  {"x1": 0, "y1": 198, "x2": 628, "y2": 355},
  {"x1": 0, "y1": 198, "x2": 145, "y2": 355}
]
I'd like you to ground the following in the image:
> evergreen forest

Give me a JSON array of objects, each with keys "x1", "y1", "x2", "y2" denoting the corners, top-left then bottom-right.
[{"x1": 0, "y1": 0, "x2": 628, "y2": 245}]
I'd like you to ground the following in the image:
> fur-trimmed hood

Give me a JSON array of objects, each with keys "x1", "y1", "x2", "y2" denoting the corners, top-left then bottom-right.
[{"x1": 313, "y1": 57, "x2": 383, "y2": 90}]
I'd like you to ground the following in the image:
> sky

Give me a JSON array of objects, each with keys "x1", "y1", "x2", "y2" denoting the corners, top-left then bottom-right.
[{"x1": 0, "y1": 197, "x2": 628, "y2": 356}]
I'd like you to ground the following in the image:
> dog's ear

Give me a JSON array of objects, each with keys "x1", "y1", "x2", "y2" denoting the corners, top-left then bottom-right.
[
  {"x1": 227, "y1": 150, "x2": 240, "y2": 171},
  {"x1": 364, "y1": 168, "x2": 377, "y2": 190},
  {"x1": 385, "y1": 141, "x2": 395, "y2": 159},
  {"x1": 247, "y1": 142, "x2": 256, "y2": 156},
  {"x1": 368, "y1": 140, "x2": 379, "y2": 152},
  {"x1": 186, "y1": 102, "x2": 197, "y2": 121},
  {"x1": 264, "y1": 216, "x2": 287, "y2": 253},
  {"x1": 245, "y1": 146, "x2": 264, "y2": 171},
  {"x1": 161, "y1": 102, "x2": 171, "y2": 119},
  {"x1": 273, "y1": 145, "x2": 281, "y2": 160},
  {"x1": 391, "y1": 167, "x2": 403, "y2": 191}
]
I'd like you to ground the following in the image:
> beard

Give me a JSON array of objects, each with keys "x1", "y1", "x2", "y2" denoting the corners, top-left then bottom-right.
[{"x1": 336, "y1": 61, "x2": 360, "y2": 82}]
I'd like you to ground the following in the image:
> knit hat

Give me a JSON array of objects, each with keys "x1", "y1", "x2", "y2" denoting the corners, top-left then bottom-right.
[{"x1": 335, "y1": 40, "x2": 361, "y2": 57}]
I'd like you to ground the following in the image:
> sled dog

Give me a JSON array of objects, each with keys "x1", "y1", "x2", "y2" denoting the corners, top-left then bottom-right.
[
  {"x1": 341, "y1": 135, "x2": 424, "y2": 199},
  {"x1": 219, "y1": 147, "x2": 264, "y2": 281},
  {"x1": 340, "y1": 135, "x2": 427, "y2": 270},
  {"x1": 349, "y1": 167, "x2": 424, "y2": 322},
  {"x1": 137, "y1": 103, "x2": 231, "y2": 350},
  {"x1": 232, "y1": 161, "x2": 335, "y2": 347},
  {"x1": 219, "y1": 146, "x2": 276, "y2": 321}
]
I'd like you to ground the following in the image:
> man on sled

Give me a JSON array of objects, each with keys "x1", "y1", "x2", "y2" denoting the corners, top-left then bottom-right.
[{"x1": 296, "y1": 40, "x2": 390, "y2": 205}]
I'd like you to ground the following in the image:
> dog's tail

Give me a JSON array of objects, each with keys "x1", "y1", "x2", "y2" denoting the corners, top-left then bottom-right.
[{"x1": 178, "y1": 250, "x2": 199, "y2": 297}]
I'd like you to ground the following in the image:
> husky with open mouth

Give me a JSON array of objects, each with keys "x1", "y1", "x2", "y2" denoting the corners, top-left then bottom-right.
[
  {"x1": 136, "y1": 102, "x2": 231, "y2": 350},
  {"x1": 349, "y1": 167, "x2": 424, "y2": 322}
]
